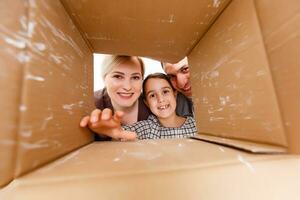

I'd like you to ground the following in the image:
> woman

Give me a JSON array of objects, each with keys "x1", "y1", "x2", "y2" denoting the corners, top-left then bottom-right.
[{"x1": 80, "y1": 55, "x2": 150, "y2": 140}]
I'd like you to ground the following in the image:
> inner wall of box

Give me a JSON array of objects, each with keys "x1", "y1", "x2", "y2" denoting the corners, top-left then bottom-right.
[
  {"x1": 1, "y1": 0, "x2": 300, "y2": 189},
  {"x1": 188, "y1": 0, "x2": 286, "y2": 145},
  {"x1": 62, "y1": 0, "x2": 300, "y2": 153},
  {"x1": 188, "y1": 0, "x2": 300, "y2": 153},
  {"x1": 0, "y1": 0, "x2": 95, "y2": 187}
]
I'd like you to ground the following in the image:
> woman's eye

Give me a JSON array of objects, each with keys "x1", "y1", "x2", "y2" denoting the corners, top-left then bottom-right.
[{"x1": 112, "y1": 75, "x2": 123, "y2": 79}]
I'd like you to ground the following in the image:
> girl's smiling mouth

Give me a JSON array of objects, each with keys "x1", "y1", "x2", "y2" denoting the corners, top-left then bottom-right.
[{"x1": 157, "y1": 104, "x2": 170, "y2": 110}]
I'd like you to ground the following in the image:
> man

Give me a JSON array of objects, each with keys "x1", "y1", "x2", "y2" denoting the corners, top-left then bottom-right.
[
  {"x1": 80, "y1": 57, "x2": 194, "y2": 140},
  {"x1": 162, "y1": 57, "x2": 193, "y2": 117},
  {"x1": 162, "y1": 57, "x2": 192, "y2": 98}
]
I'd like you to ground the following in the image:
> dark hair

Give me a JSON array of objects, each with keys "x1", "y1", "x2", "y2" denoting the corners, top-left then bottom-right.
[
  {"x1": 160, "y1": 61, "x2": 165, "y2": 69},
  {"x1": 142, "y1": 73, "x2": 175, "y2": 99}
]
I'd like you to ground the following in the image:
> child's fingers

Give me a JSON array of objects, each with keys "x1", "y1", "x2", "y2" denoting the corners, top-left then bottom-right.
[
  {"x1": 80, "y1": 116, "x2": 90, "y2": 127},
  {"x1": 90, "y1": 109, "x2": 101, "y2": 123}
]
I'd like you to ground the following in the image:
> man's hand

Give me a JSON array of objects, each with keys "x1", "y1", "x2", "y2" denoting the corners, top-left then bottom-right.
[{"x1": 80, "y1": 108, "x2": 137, "y2": 141}]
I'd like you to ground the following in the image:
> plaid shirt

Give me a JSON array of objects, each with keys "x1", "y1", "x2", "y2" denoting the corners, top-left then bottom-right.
[{"x1": 122, "y1": 115, "x2": 197, "y2": 140}]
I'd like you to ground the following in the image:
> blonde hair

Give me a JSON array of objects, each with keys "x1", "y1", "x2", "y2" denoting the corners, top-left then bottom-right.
[{"x1": 101, "y1": 55, "x2": 145, "y2": 81}]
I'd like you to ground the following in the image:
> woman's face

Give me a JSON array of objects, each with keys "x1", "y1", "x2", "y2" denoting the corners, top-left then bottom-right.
[
  {"x1": 144, "y1": 78, "x2": 177, "y2": 119},
  {"x1": 104, "y1": 58, "x2": 143, "y2": 109}
]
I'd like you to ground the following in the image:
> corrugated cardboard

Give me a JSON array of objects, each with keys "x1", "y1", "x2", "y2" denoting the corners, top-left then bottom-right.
[
  {"x1": 0, "y1": 0, "x2": 94, "y2": 186},
  {"x1": 254, "y1": 0, "x2": 300, "y2": 153},
  {"x1": 1, "y1": 0, "x2": 300, "y2": 198},
  {"x1": 193, "y1": 134, "x2": 287, "y2": 153},
  {"x1": 188, "y1": 0, "x2": 287, "y2": 148},
  {"x1": 1, "y1": 139, "x2": 300, "y2": 200},
  {"x1": 14, "y1": 0, "x2": 94, "y2": 177},
  {"x1": 61, "y1": 0, "x2": 231, "y2": 62},
  {"x1": 0, "y1": 0, "x2": 25, "y2": 187}
]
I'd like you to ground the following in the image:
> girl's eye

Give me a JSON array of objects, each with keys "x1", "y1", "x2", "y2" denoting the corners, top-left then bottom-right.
[
  {"x1": 163, "y1": 90, "x2": 170, "y2": 94},
  {"x1": 149, "y1": 94, "x2": 155, "y2": 98}
]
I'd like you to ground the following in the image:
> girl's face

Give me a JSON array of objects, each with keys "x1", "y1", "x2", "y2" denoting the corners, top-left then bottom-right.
[
  {"x1": 104, "y1": 58, "x2": 143, "y2": 109},
  {"x1": 144, "y1": 78, "x2": 177, "y2": 119}
]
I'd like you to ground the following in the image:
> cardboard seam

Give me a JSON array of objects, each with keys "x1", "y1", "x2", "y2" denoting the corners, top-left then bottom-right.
[
  {"x1": 186, "y1": 0, "x2": 233, "y2": 57},
  {"x1": 60, "y1": 0, "x2": 94, "y2": 53},
  {"x1": 12, "y1": 0, "x2": 30, "y2": 183},
  {"x1": 196, "y1": 131, "x2": 288, "y2": 149},
  {"x1": 12, "y1": 0, "x2": 94, "y2": 180},
  {"x1": 191, "y1": 135, "x2": 287, "y2": 154},
  {"x1": 189, "y1": 0, "x2": 288, "y2": 151},
  {"x1": 9, "y1": 154, "x2": 291, "y2": 186},
  {"x1": 252, "y1": 0, "x2": 289, "y2": 147},
  {"x1": 0, "y1": 0, "x2": 27, "y2": 189},
  {"x1": 11, "y1": 142, "x2": 93, "y2": 182}
]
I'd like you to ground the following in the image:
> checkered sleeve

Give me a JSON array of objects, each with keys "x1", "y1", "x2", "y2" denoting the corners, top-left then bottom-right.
[
  {"x1": 122, "y1": 115, "x2": 197, "y2": 140},
  {"x1": 159, "y1": 116, "x2": 197, "y2": 139},
  {"x1": 122, "y1": 115, "x2": 161, "y2": 140}
]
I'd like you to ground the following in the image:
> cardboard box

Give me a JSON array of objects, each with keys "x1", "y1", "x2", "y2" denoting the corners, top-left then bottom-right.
[
  {"x1": 1, "y1": 0, "x2": 300, "y2": 199},
  {"x1": 0, "y1": 0, "x2": 94, "y2": 187}
]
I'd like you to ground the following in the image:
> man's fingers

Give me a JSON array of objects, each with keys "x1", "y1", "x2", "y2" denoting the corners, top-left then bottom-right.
[
  {"x1": 80, "y1": 116, "x2": 90, "y2": 127},
  {"x1": 90, "y1": 109, "x2": 101, "y2": 123},
  {"x1": 101, "y1": 108, "x2": 113, "y2": 120}
]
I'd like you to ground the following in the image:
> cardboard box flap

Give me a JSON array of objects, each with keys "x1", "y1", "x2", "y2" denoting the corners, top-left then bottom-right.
[
  {"x1": 188, "y1": 0, "x2": 288, "y2": 148},
  {"x1": 1, "y1": 139, "x2": 300, "y2": 200},
  {"x1": 61, "y1": 0, "x2": 231, "y2": 63},
  {"x1": 1, "y1": 0, "x2": 95, "y2": 180},
  {"x1": 193, "y1": 134, "x2": 287, "y2": 153},
  {"x1": 0, "y1": 0, "x2": 25, "y2": 187},
  {"x1": 254, "y1": 0, "x2": 300, "y2": 153}
]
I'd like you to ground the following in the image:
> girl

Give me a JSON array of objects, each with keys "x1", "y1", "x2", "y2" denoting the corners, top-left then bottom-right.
[{"x1": 122, "y1": 73, "x2": 197, "y2": 139}]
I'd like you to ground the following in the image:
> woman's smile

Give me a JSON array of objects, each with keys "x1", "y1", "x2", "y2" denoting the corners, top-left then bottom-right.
[
  {"x1": 104, "y1": 58, "x2": 143, "y2": 109},
  {"x1": 117, "y1": 92, "x2": 134, "y2": 99}
]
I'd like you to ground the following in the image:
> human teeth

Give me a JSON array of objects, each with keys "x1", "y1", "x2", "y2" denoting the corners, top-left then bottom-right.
[
  {"x1": 158, "y1": 105, "x2": 169, "y2": 110},
  {"x1": 118, "y1": 93, "x2": 133, "y2": 97}
]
